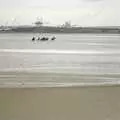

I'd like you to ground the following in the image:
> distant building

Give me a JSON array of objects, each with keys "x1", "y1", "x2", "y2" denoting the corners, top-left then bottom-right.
[
  {"x1": 62, "y1": 21, "x2": 72, "y2": 28},
  {"x1": 34, "y1": 21, "x2": 43, "y2": 27},
  {"x1": 34, "y1": 17, "x2": 43, "y2": 27}
]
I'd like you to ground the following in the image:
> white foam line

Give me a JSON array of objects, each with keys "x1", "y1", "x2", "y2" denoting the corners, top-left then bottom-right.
[
  {"x1": 0, "y1": 82, "x2": 120, "y2": 88},
  {"x1": 0, "y1": 49, "x2": 120, "y2": 54}
]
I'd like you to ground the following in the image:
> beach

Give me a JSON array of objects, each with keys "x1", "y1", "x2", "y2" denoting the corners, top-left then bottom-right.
[{"x1": 0, "y1": 86, "x2": 120, "y2": 120}]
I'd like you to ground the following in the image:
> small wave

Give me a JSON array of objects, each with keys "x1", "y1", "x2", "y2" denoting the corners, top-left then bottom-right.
[
  {"x1": 0, "y1": 70, "x2": 120, "y2": 88},
  {"x1": 0, "y1": 49, "x2": 120, "y2": 54}
]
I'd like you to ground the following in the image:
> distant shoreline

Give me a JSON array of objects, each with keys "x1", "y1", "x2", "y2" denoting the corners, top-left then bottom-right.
[{"x1": 0, "y1": 26, "x2": 120, "y2": 34}]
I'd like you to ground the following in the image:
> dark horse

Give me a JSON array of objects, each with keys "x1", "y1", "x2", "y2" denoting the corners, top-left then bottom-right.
[
  {"x1": 40, "y1": 37, "x2": 49, "y2": 41},
  {"x1": 32, "y1": 36, "x2": 35, "y2": 41},
  {"x1": 51, "y1": 36, "x2": 56, "y2": 40}
]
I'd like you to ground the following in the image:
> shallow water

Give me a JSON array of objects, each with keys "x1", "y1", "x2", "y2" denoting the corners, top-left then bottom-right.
[{"x1": 0, "y1": 33, "x2": 120, "y2": 87}]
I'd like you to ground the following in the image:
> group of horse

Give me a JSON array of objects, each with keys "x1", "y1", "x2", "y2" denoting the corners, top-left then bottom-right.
[{"x1": 32, "y1": 36, "x2": 56, "y2": 41}]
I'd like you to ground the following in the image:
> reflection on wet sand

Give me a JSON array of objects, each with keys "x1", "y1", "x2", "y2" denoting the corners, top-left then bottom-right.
[{"x1": 0, "y1": 86, "x2": 120, "y2": 120}]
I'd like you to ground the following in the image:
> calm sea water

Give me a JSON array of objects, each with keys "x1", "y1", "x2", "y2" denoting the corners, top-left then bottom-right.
[{"x1": 0, "y1": 33, "x2": 120, "y2": 87}]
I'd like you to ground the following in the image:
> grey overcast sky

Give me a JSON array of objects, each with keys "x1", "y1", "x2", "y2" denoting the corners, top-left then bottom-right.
[{"x1": 0, "y1": 0, "x2": 120, "y2": 26}]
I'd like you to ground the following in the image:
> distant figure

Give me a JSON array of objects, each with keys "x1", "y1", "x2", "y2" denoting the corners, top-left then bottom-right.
[
  {"x1": 32, "y1": 36, "x2": 35, "y2": 41},
  {"x1": 40, "y1": 37, "x2": 49, "y2": 41},
  {"x1": 51, "y1": 36, "x2": 56, "y2": 40},
  {"x1": 38, "y1": 37, "x2": 40, "y2": 40},
  {"x1": 45, "y1": 37, "x2": 49, "y2": 40}
]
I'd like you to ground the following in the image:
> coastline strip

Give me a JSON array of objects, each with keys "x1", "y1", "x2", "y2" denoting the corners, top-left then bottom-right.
[
  {"x1": 0, "y1": 81, "x2": 120, "y2": 88},
  {"x1": 0, "y1": 72, "x2": 120, "y2": 88}
]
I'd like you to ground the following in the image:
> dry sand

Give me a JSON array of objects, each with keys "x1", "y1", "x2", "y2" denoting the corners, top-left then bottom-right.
[{"x1": 0, "y1": 86, "x2": 120, "y2": 120}]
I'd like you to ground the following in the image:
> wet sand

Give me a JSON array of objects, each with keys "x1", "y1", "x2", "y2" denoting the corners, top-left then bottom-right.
[{"x1": 0, "y1": 86, "x2": 120, "y2": 120}]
